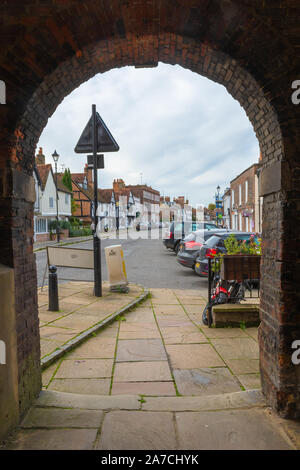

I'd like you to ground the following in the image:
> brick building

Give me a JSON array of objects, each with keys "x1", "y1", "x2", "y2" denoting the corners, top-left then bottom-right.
[
  {"x1": 230, "y1": 163, "x2": 262, "y2": 233},
  {"x1": 0, "y1": 2, "x2": 299, "y2": 440},
  {"x1": 71, "y1": 166, "x2": 93, "y2": 224},
  {"x1": 115, "y1": 179, "x2": 160, "y2": 226},
  {"x1": 33, "y1": 149, "x2": 72, "y2": 241}
]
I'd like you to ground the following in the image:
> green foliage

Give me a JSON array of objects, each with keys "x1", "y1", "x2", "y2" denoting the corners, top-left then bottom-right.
[
  {"x1": 62, "y1": 168, "x2": 73, "y2": 192},
  {"x1": 69, "y1": 226, "x2": 92, "y2": 237},
  {"x1": 208, "y1": 203, "x2": 216, "y2": 211},
  {"x1": 224, "y1": 233, "x2": 261, "y2": 255},
  {"x1": 48, "y1": 219, "x2": 71, "y2": 231},
  {"x1": 62, "y1": 168, "x2": 79, "y2": 215},
  {"x1": 211, "y1": 233, "x2": 261, "y2": 272}
]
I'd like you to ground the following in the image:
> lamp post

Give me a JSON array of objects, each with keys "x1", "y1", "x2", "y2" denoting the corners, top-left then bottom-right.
[
  {"x1": 115, "y1": 200, "x2": 119, "y2": 239},
  {"x1": 52, "y1": 150, "x2": 60, "y2": 243},
  {"x1": 216, "y1": 185, "x2": 221, "y2": 226}
]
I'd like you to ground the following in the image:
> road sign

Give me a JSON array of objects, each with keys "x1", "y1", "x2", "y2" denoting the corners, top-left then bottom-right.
[
  {"x1": 87, "y1": 154, "x2": 104, "y2": 169},
  {"x1": 74, "y1": 112, "x2": 119, "y2": 153}
]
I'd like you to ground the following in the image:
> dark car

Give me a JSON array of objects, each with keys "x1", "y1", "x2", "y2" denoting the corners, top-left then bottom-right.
[
  {"x1": 176, "y1": 229, "x2": 231, "y2": 270},
  {"x1": 194, "y1": 231, "x2": 260, "y2": 277},
  {"x1": 163, "y1": 221, "x2": 221, "y2": 254}
]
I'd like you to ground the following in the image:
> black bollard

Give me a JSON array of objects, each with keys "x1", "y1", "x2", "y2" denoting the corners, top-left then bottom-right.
[{"x1": 48, "y1": 265, "x2": 59, "y2": 311}]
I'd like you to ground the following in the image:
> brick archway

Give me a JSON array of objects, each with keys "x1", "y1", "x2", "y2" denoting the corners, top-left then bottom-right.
[{"x1": 0, "y1": 4, "x2": 299, "y2": 436}]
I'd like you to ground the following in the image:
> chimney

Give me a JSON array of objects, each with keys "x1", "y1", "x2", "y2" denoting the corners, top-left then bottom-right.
[
  {"x1": 84, "y1": 163, "x2": 93, "y2": 185},
  {"x1": 36, "y1": 147, "x2": 45, "y2": 165},
  {"x1": 113, "y1": 178, "x2": 125, "y2": 192}
]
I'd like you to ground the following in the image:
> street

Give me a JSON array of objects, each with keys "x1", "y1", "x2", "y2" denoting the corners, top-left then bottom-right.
[{"x1": 35, "y1": 229, "x2": 208, "y2": 295}]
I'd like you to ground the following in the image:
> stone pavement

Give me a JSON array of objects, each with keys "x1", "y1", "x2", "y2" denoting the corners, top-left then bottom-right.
[
  {"x1": 41, "y1": 288, "x2": 261, "y2": 396},
  {"x1": 2, "y1": 287, "x2": 300, "y2": 450},
  {"x1": 38, "y1": 281, "x2": 145, "y2": 364}
]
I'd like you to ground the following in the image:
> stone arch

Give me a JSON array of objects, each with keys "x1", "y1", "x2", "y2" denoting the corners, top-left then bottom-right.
[{"x1": 5, "y1": 33, "x2": 299, "y2": 423}]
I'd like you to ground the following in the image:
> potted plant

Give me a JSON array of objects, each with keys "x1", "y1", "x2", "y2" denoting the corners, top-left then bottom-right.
[{"x1": 218, "y1": 233, "x2": 261, "y2": 281}]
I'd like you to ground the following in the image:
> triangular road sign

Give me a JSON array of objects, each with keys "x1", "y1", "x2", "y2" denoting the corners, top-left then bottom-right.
[{"x1": 74, "y1": 112, "x2": 119, "y2": 153}]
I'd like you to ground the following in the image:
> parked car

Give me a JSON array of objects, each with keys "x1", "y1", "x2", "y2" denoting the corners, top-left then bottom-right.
[
  {"x1": 163, "y1": 221, "x2": 221, "y2": 254},
  {"x1": 176, "y1": 229, "x2": 231, "y2": 270},
  {"x1": 194, "y1": 231, "x2": 260, "y2": 277}
]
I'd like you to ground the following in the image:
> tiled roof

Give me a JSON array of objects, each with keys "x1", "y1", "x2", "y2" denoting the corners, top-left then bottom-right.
[
  {"x1": 98, "y1": 188, "x2": 114, "y2": 204},
  {"x1": 114, "y1": 188, "x2": 133, "y2": 203},
  {"x1": 71, "y1": 173, "x2": 86, "y2": 183},
  {"x1": 35, "y1": 164, "x2": 52, "y2": 191}
]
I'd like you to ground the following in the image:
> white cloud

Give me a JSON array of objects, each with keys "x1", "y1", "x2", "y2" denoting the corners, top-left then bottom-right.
[{"x1": 38, "y1": 63, "x2": 259, "y2": 206}]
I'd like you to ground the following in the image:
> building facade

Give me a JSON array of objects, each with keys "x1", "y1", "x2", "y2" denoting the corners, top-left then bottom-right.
[
  {"x1": 230, "y1": 163, "x2": 262, "y2": 233},
  {"x1": 34, "y1": 149, "x2": 72, "y2": 242}
]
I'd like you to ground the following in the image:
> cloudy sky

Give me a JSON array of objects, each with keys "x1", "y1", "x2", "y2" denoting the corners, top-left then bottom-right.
[{"x1": 38, "y1": 63, "x2": 259, "y2": 207}]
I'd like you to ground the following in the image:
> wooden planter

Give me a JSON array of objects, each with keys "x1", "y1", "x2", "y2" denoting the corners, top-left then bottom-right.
[
  {"x1": 50, "y1": 229, "x2": 69, "y2": 241},
  {"x1": 220, "y1": 254, "x2": 261, "y2": 280}
]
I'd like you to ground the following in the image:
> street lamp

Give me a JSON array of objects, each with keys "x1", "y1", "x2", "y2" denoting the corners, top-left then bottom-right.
[
  {"x1": 52, "y1": 150, "x2": 60, "y2": 243},
  {"x1": 115, "y1": 200, "x2": 119, "y2": 239},
  {"x1": 216, "y1": 185, "x2": 221, "y2": 225}
]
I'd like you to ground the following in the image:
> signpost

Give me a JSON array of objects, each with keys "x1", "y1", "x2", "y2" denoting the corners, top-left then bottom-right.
[{"x1": 75, "y1": 105, "x2": 119, "y2": 297}]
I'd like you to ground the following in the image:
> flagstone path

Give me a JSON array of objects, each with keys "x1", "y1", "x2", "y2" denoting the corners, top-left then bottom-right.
[{"x1": 42, "y1": 287, "x2": 261, "y2": 397}]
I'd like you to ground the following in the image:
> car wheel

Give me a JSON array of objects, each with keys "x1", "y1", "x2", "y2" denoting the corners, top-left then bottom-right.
[{"x1": 174, "y1": 243, "x2": 180, "y2": 254}]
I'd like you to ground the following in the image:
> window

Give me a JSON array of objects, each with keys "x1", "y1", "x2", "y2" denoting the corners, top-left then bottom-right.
[
  {"x1": 49, "y1": 197, "x2": 54, "y2": 208},
  {"x1": 239, "y1": 185, "x2": 242, "y2": 205},
  {"x1": 245, "y1": 180, "x2": 248, "y2": 203},
  {"x1": 239, "y1": 213, "x2": 242, "y2": 230},
  {"x1": 205, "y1": 235, "x2": 222, "y2": 247},
  {"x1": 36, "y1": 218, "x2": 47, "y2": 233},
  {"x1": 65, "y1": 194, "x2": 69, "y2": 204},
  {"x1": 231, "y1": 189, "x2": 235, "y2": 208},
  {"x1": 245, "y1": 217, "x2": 249, "y2": 232}
]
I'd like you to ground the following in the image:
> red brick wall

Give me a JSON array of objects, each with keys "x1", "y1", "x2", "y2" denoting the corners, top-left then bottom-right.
[
  {"x1": 230, "y1": 164, "x2": 260, "y2": 232},
  {"x1": 0, "y1": 3, "x2": 299, "y2": 422},
  {"x1": 35, "y1": 233, "x2": 49, "y2": 243}
]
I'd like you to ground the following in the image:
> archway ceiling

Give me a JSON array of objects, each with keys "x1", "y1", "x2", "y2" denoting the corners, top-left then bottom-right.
[{"x1": 0, "y1": 0, "x2": 298, "y2": 87}]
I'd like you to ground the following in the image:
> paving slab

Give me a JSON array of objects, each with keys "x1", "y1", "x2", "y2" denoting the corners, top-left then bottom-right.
[
  {"x1": 236, "y1": 374, "x2": 261, "y2": 390},
  {"x1": 116, "y1": 339, "x2": 167, "y2": 362},
  {"x1": 6, "y1": 428, "x2": 98, "y2": 450},
  {"x1": 156, "y1": 317, "x2": 193, "y2": 328},
  {"x1": 53, "y1": 315, "x2": 101, "y2": 331},
  {"x1": 118, "y1": 322, "x2": 160, "y2": 339},
  {"x1": 21, "y1": 407, "x2": 104, "y2": 428},
  {"x1": 40, "y1": 339, "x2": 64, "y2": 358},
  {"x1": 244, "y1": 327, "x2": 259, "y2": 341},
  {"x1": 111, "y1": 381, "x2": 176, "y2": 396},
  {"x1": 166, "y1": 344, "x2": 225, "y2": 369},
  {"x1": 160, "y1": 326, "x2": 207, "y2": 344},
  {"x1": 153, "y1": 305, "x2": 185, "y2": 315},
  {"x1": 173, "y1": 368, "x2": 242, "y2": 396},
  {"x1": 48, "y1": 378, "x2": 111, "y2": 395},
  {"x1": 113, "y1": 361, "x2": 172, "y2": 382},
  {"x1": 201, "y1": 326, "x2": 251, "y2": 339},
  {"x1": 35, "y1": 390, "x2": 141, "y2": 410},
  {"x1": 175, "y1": 408, "x2": 294, "y2": 450},
  {"x1": 141, "y1": 389, "x2": 266, "y2": 412},
  {"x1": 66, "y1": 337, "x2": 116, "y2": 359},
  {"x1": 210, "y1": 337, "x2": 259, "y2": 360},
  {"x1": 181, "y1": 304, "x2": 207, "y2": 315},
  {"x1": 95, "y1": 411, "x2": 177, "y2": 450},
  {"x1": 40, "y1": 325, "x2": 77, "y2": 338},
  {"x1": 124, "y1": 308, "x2": 155, "y2": 323},
  {"x1": 224, "y1": 359, "x2": 260, "y2": 374},
  {"x1": 55, "y1": 359, "x2": 113, "y2": 379},
  {"x1": 42, "y1": 361, "x2": 59, "y2": 387}
]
